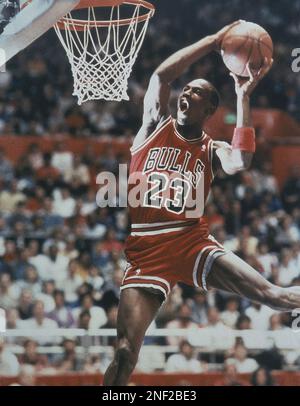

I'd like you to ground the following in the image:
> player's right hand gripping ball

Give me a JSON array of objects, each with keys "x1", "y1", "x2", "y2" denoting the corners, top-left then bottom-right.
[{"x1": 221, "y1": 21, "x2": 273, "y2": 77}]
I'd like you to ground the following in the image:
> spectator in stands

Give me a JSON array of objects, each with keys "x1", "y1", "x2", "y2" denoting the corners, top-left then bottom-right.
[
  {"x1": 76, "y1": 283, "x2": 94, "y2": 304},
  {"x1": 84, "y1": 212, "x2": 106, "y2": 240},
  {"x1": 64, "y1": 154, "x2": 90, "y2": 197},
  {"x1": 38, "y1": 197, "x2": 64, "y2": 232},
  {"x1": 61, "y1": 236, "x2": 79, "y2": 261},
  {"x1": 215, "y1": 359, "x2": 244, "y2": 386},
  {"x1": 206, "y1": 307, "x2": 228, "y2": 332},
  {"x1": 245, "y1": 302, "x2": 276, "y2": 331},
  {"x1": 26, "y1": 143, "x2": 44, "y2": 170},
  {"x1": 102, "y1": 228, "x2": 124, "y2": 253},
  {"x1": 99, "y1": 144, "x2": 119, "y2": 173},
  {"x1": 8, "y1": 201, "x2": 30, "y2": 230},
  {"x1": 5, "y1": 308, "x2": 22, "y2": 345},
  {"x1": 18, "y1": 339, "x2": 48, "y2": 371},
  {"x1": 77, "y1": 310, "x2": 92, "y2": 350},
  {"x1": 15, "y1": 153, "x2": 36, "y2": 194},
  {"x1": 19, "y1": 300, "x2": 59, "y2": 345},
  {"x1": 72, "y1": 293, "x2": 107, "y2": 329},
  {"x1": 86, "y1": 265, "x2": 105, "y2": 295},
  {"x1": 276, "y1": 215, "x2": 300, "y2": 247},
  {"x1": 188, "y1": 290, "x2": 209, "y2": 326},
  {"x1": 47, "y1": 289, "x2": 75, "y2": 328},
  {"x1": 92, "y1": 241, "x2": 112, "y2": 274},
  {"x1": 277, "y1": 248, "x2": 299, "y2": 287},
  {"x1": 227, "y1": 341, "x2": 259, "y2": 374},
  {"x1": 35, "y1": 152, "x2": 61, "y2": 195},
  {"x1": 235, "y1": 315, "x2": 252, "y2": 330},
  {"x1": 0, "y1": 272, "x2": 19, "y2": 309},
  {"x1": 236, "y1": 226, "x2": 259, "y2": 257},
  {"x1": 17, "y1": 289, "x2": 34, "y2": 320},
  {"x1": 77, "y1": 310, "x2": 91, "y2": 330},
  {"x1": 269, "y1": 313, "x2": 286, "y2": 331},
  {"x1": 0, "y1": 148, "x2": 14, "y2": 184},
  {"x1": 55, "y1": 338, "x2": 83, "y2": 372},
  {"x1": 6, "y1": 308, "x2": 20, "y2": 330},
  {"x1": 16, "y1": 265, "x2": 41, "y2": 297},
  {"x1": 0, "y1": 216, "x2": 10, "y2": 238},
  {"x1": 27, "y1": 240, "x2": 47, "y2": 278},
  {"x1": 3, "y1": 239, "x2": 18, "y2": 266},
  {"x1": 256, "y1": 242, "x2": 278, "y2": 281},
  {"x1": 35, "y1": 280, "x2": 56, "y2": 313},
  {"x1": 220, "y1": 297, "x2": 240, "y2": 329},
  {"x1": 250, "y1": 163, "x2": 276, "y2": 194},
  {"x1": 165, "y1": 303, "x2": 199, "y2": 346},
  {"x1": 12, "y1": 246, "x2": 32, "y2": 281},
  {"x1": 65, "y1": 106, "x2": 89, "y2": 136},
  {"x1": 251, "y1": 367, "x2": 274, "y2": 386},
  {"x1": 165, "y1": 340, "x2": 204, "y2": 373},
  {"x1": 52, "y1": 187, "x2": 76, "y2": 219},
  {"x1": 0, "y1": 180, "x2": 26, "y2": 213},
  {"x1": 205, "y1": 307, "x2": 235, "y2": 349},
  {"x1": 0, "y1": 339, "x2": 20, "y2": 376},
  {"x1": 51, "y1": 141, "x2": 73, "y2": 176},
  {"x1": 80, "y1": 187, "x2": 97, "y2": 217},
  {"x1": 43, "y1": 244, "x2": 69, "y2": 284}
]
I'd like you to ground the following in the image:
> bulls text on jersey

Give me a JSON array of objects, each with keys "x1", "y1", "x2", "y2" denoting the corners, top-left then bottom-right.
[{"x1": 143, "y1": 147, "x2": 205, "y2": 189}]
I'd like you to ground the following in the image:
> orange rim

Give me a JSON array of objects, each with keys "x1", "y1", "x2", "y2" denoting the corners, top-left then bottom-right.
[
  {"x1": 21, "y1": 0, "x2": 126, "y2": 10},
  {"x1": 56, "y1": 0, "x2": 155, "y2": 30},
  {"x1": 75, "y1": 1, "x2": 125, "y2": 7}
]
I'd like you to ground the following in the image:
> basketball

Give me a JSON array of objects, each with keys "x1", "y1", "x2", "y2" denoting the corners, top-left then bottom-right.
[{"x1": 221, "y1": 21, "x2": 273, "y2": 77}]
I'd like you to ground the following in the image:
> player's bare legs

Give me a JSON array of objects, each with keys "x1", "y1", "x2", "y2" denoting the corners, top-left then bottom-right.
[
  {"x1": 207, "y1": 251, "x2": 300, "y2": 311},
  {"x1": 103, "y1": 288, "x2": 163, "y2": 386}
]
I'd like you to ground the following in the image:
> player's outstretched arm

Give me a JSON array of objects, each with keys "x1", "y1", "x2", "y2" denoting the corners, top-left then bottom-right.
[
  {"x1": 132, "y1": 22, "x2": 241, "y2": 151},
  {"x1": 154, "y1": 21, "x2": 242, "y2": 85},
  {"x1": 215, "y1": 58, "x2": 273, "y2": 175},
  {"x1": 142, "y1": 21, "x2": 241, "y2": 126}
]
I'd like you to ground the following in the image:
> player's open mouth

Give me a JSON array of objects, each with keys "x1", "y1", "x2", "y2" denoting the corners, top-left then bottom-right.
[{"x1": 179, "y1": 97, "x2": 189, "y2": 112}]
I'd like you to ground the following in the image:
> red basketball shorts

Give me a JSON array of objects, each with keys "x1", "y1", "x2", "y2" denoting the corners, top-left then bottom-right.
[{"x1": 121, "y1": 219, "x2": 227, "y2": 301}]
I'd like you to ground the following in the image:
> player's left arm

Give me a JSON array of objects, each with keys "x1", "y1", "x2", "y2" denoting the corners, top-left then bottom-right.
[{"x1": 213, "y1": 58, "x2": 273, "y2": 175}]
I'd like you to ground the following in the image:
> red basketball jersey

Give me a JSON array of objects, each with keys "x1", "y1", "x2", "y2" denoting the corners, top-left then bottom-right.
[
  {"x1": 128, "y1": 116, "x2": 214, "y2": 225},
  {"x1": 123, "y1": 117, "x2": 226, "y2": 298}
]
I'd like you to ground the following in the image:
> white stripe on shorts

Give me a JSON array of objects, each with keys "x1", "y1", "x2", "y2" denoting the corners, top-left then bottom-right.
[
  {"x1": 120, "y1": 283, "x2": 167, "y2": 300},
  {"x1": 202, "y1": 248, "x2": 226, "y2": 291},
  {"x1": 131, "y1": 226, "x2": 188, "y2": 236},
  {"x1": 124, "y1": 275, "x2": 171, "y2": 295},
  {"x1": 192, "y1": 245, "x2": 217, "y2": 288}
]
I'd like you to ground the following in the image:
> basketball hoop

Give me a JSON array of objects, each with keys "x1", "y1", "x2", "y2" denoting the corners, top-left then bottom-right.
[{"x1": 54, "y1": 0, "x2": 155, "y2": 105}]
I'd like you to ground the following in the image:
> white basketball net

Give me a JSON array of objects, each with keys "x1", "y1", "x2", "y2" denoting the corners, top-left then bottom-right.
[{"x1": 54, "y1": 4, "x2": 152, "y2": 105}]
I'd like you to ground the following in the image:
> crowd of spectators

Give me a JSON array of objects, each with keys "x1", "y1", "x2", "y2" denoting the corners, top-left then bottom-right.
[
  {"x1": 0, "y1": 137, "x2": 299, "y2": 378},
  {"x1": 0, "y1": 0, "x2": 299, "y2": 138},
  {"x1": 0, "y1": 0, "x2": 300, "y2": 384}
]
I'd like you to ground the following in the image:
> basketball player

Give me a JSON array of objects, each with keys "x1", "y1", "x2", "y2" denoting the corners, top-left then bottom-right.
[{"x1": 104, "y1": 22, "x2": 300, "y2": 386}]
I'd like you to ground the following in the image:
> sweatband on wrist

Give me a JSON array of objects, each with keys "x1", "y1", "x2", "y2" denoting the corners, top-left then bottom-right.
[{"x1": 232, "y1": 127, "x2": 256, "y2": 153}]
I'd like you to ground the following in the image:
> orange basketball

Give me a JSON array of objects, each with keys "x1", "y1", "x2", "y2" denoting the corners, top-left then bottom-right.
[{"x1": 221, "y1": 21, "x2": 273, "y2": 77}]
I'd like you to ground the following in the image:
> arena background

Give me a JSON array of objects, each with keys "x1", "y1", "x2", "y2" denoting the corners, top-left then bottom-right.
[{"x1": 0, "y1": 0, "x2": 300, "y2": 386}]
